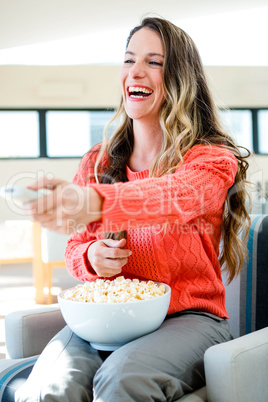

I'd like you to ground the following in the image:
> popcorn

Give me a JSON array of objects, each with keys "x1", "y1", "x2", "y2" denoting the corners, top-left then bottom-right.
[{"x1": 63, "y1": 276, "x2": 166, "y2": 303}]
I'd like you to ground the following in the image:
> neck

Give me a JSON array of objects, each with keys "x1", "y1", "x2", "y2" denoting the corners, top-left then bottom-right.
[{"x1": 128, "y1": 119, "x2": 163, "y2": 172}]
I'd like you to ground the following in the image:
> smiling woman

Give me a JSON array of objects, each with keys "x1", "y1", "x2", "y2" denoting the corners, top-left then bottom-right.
[
  {"x1": 120, "y1": 27, "x2": 166, "y2": 125},
  {"x1": 16, "y1": 17, "x2": 251, "y2": 402}
]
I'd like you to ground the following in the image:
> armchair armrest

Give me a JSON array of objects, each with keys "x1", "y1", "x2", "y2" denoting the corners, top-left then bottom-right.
[
  {"x1": 204, "y1": 327, "x2": 268, "y2": 402},
  {"x1": 5, "y1": 305, "x2": 66, "y2": 359}
]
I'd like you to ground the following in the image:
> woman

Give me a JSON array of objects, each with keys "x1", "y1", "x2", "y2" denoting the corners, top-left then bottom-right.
[{"x1": 17, "y1": 17, "x2": 250, "y2": 402}]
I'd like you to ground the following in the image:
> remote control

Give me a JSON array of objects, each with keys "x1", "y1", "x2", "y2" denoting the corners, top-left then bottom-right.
[{"x1": 0, "y1": 186, "x2": 51, "y2": 206}]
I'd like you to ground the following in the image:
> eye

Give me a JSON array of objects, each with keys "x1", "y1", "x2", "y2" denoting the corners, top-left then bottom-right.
[
  {"x1": 124, "y1": 59, "x2": 134, "y2": 64},
  {"x1": 149, "y1": 61, "x2": 163, "y2": 67}
]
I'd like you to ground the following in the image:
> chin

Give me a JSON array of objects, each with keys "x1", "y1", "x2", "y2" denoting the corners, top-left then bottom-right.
[{"x1": 125, "y1": 106, "x2": 155, "y2": 121}]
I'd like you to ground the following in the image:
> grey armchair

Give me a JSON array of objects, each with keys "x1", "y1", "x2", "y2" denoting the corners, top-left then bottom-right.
[{"x1": 1, "y1": 214, "x2": 268, "y2": 402}]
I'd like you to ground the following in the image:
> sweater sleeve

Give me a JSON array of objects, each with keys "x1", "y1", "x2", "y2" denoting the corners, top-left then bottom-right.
[
  {"x1": 64, "y1": 147, "x2": 103, "y2": 282},
  {"x1": 64, "y1": 223, "x2": 102, "y2": 282},
  {"x1": 90, "y1": 145, "x2": 238, "y2": 233}
]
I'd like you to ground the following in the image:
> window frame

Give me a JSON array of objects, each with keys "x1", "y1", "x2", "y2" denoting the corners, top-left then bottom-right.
[
  {"x1": 0, "y1": 107, "x2": 267, "y2": 159},
  {"x1": 255, "y1": 108, "x2": 268, "y2": 155},
  {"x1": 0, "y1": 108, "x2": 41, "y2": 159},
  {"x1": 0, "y1": 108, "x2": 115, "y2": 160},
  {"x1": 219, "y1": 107, "x2": 255, "y2": 154}
]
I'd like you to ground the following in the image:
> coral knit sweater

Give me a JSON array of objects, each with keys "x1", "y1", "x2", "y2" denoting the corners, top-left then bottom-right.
[{"x1": 65, "y1": 144, "x2": 238, "y2": 318}]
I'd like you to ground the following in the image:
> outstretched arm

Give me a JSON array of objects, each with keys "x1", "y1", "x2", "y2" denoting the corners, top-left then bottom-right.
[{"x1": 26, "y1": 176, "x2": 103, "y2": 234}]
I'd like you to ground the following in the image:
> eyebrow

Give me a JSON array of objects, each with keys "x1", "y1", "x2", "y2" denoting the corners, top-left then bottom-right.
[{"x1": 125, "y1": 51, "x2": 164, "y2": 58}]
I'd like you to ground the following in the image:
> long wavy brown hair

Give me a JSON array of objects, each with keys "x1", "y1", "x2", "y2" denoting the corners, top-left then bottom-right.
[{"x1": 91, "y1": 17, "x2": 251, "y2": 283}]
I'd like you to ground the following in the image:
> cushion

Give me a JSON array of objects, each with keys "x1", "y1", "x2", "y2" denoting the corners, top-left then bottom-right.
[
  {"x1": 224, "y1": 214, "x2": 268, "y2": 338},
  {"x1": 0, "y1": 356, "x2": 38, "y2": 402},
  {"x1": 204, "y1": 327, "x2": 268, "y2": 402}
]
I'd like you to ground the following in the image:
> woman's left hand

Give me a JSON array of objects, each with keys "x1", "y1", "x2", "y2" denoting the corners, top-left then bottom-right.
[{"x1": 25, "y1": 177, "x2": 103, "y2": 234}]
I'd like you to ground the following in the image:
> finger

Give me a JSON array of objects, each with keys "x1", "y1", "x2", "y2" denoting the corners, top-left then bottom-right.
[
  {"x1": 31, "y1": 210, "x2": 56, "y2": 224},
  {"x1": 101, "y1": 247, "x2": 132, "y2": 259},
  {"x1": 26, "y1": 177, "x2": 46, "y2": 191},
  {"x1": 37, "y1": 217, "x2": 74, "y2": 235},
  {"x1": 27, "y1": 191, "x2": 56, "y2": 216},
  {"x1": 93, "y1": 265, "x2": 122, "y2": 276},
  {"x1": 27, "y1": 177, "x2": 68, "y2": 191},
  {"x1": 102, "y1": 238, "x2": 127, "y2": 248},
  {"x1": 92, "y1": 253, "x2": 128, "y2": 268},
  {"x1": 103, "y1": 257, "x2": 128, "y2": 269},
  {"x1": 40, "y1": 221, "x2": 65, "y2": 233}
]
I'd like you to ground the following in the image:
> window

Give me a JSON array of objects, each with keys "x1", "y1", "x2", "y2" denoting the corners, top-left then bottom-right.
[
  {"x1": 46, "y1": 110, "x2": 115, "y2": 157},
  {"x1": 219, "y1": 109, "x2": 253, "y2": 153},
  {"x1": 0, "y1": 111, "x2": 39, "y2": 158},
  {"x1": 258, "y1": 110, "x2": 268, "y2": 154},
  {"x1": 89, "y1": 111, "x2": 116, "y2": 145},
  {"x1": 46, "y1": 111, "x2": 91, "y2": 157},
  {"x1": 1, "y1": 108, "x2": 267, "y2": 158}
]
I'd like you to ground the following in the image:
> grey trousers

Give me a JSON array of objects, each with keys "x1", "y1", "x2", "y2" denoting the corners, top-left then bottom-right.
[{"x1": 15, "y1": 312, "x2": 232, "y2": 402}]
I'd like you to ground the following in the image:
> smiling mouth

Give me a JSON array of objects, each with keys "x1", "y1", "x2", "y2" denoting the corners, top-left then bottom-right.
[{"x1": 128, "y1": 86, "x2": 153, "y2": 99}]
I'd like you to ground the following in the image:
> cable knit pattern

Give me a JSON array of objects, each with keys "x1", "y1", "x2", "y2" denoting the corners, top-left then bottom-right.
[{"x1": 65, "y1": 144, "x2": 237, "y2": 317}]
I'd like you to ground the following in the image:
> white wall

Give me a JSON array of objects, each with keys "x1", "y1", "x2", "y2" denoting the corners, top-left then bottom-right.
[
  {"x1": 0, "y1": 65, "x2": 268, "y2": 221},
  {"x1": 1, "y1": 65, "x2": 268, "y2": 109},
  {"x1": 0, "y1": 65, "x2": 122, "y2": 109}
]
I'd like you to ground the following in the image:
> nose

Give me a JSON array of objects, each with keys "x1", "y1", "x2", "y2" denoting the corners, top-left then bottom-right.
[{"x1": 128, "y1": 61, "x2": 145, "y2": 78}]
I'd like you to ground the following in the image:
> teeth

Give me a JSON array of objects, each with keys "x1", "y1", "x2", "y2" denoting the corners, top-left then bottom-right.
[
  {"x1": 130, "y1": 95, "x2": 148, "y2": 98},
  {"x1": 128, "y1": 86, "x2": 153, "y2": 94}
]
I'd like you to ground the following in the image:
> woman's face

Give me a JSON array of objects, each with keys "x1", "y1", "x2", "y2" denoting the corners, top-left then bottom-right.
[{"x1": 120, "y1": 27, "x2": 166, "y2": 122}]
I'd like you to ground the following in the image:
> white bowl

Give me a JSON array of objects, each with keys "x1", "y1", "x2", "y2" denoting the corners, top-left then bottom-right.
[{"x1": 58, "y1": 282, "x2": 171, "y2": 351}]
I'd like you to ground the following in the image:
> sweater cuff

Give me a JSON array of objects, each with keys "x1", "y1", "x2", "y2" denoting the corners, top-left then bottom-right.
[
  {"x1": 90, "y1": 182, "x2": 143, "y2": 232},
  {"x1": 81, "y1": 241, "x2": 100, "y2": 278},
  {"x1": 68, "y1": 241, "x2": 99, "y2": 281}
]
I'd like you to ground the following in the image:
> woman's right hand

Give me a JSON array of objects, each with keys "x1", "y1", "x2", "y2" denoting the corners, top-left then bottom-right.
[{"x1": 87, "y1": 238, "x2": 132, "y2": 277}]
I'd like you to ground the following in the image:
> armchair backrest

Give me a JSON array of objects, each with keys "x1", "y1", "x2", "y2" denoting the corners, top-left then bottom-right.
[
  {"x1": 223, "y1": 214, "x2": 268, "y2": 338},
  {"x1": 41, "y1": 228, "x2": 70, "y2": 263}
]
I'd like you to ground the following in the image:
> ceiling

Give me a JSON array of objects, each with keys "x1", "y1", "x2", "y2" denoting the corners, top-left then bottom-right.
[{"x1": 0, "y1": 0, "x2": 267, "y2": 50}]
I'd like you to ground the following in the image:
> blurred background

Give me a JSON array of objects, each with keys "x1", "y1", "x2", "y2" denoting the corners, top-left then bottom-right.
[{"x1": 1, "y1": 0, "x2": 268, "y2": 357}]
